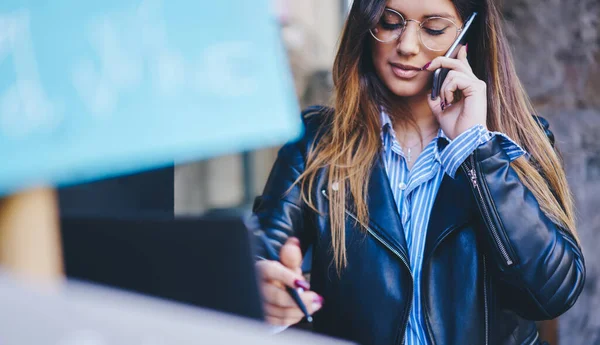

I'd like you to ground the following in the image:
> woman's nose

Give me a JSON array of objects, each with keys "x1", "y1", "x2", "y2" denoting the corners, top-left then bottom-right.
[{"x1": 396, "y1": 21, "x2": 420, "y2": 56}]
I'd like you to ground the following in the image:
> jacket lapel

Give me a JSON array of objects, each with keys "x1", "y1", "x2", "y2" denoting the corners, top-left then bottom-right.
[
  {"x1": 423, "y1": 173, "x2": 472, "y2": 262},
  {"x1": 365, "y1": 155, "x2": 410, "y2": 260}
]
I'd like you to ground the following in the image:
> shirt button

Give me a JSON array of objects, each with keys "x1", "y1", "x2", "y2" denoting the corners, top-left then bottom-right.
[
  {"x1": 398, "y1": 182, "x2": 407, "y2": 191},
  {"x1": 331, "y1": 181, "x2": 339, "y2": 191}
]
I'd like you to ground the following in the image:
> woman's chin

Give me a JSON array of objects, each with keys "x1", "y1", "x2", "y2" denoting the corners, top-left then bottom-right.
[
  {"x1": 386, "y1": 79, "x2": 429, "y2": 98},
  {"x1": 389, "y1": 86, "x2": 428, "y2": 98}
]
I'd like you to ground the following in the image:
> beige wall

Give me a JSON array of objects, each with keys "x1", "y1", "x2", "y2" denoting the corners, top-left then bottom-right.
[
  {"x1": 175, "y1": 0, "x2": 343, "y2": 215},
  {"x1": 285, "y1": 0, "x2": 341, "y2": 69}
]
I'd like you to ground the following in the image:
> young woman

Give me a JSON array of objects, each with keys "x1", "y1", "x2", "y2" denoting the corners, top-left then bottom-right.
[{"x1": 253, "y1": 0, "x2": 586, "y2": 344}]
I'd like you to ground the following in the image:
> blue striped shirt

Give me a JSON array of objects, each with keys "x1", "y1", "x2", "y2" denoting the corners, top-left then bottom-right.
[{"x1": 379, "y1": 112, "x2": 526, "y2": 345}]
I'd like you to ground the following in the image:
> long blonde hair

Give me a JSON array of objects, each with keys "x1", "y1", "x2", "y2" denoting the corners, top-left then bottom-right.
[{"x1": 296, "y1": 0, "x2": 577, "y2": 273}]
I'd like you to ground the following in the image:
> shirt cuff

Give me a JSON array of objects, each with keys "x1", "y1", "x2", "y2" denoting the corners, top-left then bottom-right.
[{"x1": 440, "y1": 125, "x2": 527, "y2": 178}]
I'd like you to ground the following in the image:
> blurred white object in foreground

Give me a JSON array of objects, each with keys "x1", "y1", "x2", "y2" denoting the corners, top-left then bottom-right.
[{"x1": 0, "y1": 272, "x2": 353, "y2": 345}]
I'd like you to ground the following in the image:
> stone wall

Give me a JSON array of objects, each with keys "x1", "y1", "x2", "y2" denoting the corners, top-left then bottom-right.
[{"x1": 501, "y1": 0, "x2": 600, "y2": 343}]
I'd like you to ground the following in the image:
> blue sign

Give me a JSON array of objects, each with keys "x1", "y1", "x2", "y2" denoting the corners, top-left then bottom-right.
[{"x1": 0, "y1": 0, "x2": 302, "y2": 196}]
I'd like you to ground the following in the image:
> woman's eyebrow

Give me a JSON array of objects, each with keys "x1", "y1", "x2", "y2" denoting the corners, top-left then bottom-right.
[
  {"x1": 423, "y1": 13, "x2": 457, "y2": 20},
  {"x1": 385, "y1": 7, "x2": 457, "y2": 21}
]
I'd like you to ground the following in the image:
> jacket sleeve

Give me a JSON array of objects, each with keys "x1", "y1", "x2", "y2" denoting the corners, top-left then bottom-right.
[
  {"x1": 463, "y1": 136, "x2": 585, "y2": 320},
  {"x1": 251, "y1": 107, "x2": 326, "y2": 257}
]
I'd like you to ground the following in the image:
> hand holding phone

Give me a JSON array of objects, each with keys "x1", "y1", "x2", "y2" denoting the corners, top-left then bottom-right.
[{"x1": 431, "y1": 12, "x2": 478, "y2": 100}]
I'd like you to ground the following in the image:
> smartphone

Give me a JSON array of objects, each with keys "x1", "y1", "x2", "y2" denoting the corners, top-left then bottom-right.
[{"x1": 431, "y1": 12, "x2": 478, "y2": 100}]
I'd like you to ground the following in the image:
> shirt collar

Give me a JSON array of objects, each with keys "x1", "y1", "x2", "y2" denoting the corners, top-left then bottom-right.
[{"x1": 380, "y1": 111, "x2": 394, "y2": 132}]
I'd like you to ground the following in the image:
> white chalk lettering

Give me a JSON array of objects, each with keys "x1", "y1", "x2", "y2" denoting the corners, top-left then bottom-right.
[{"x1": 0, "y1": 11, "x2": 60, "y2": 138}]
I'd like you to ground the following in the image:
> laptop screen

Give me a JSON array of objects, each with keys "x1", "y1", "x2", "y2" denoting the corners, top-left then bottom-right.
[{"x1": 61, "y1": 214, "x2": 264, "y2": 321}]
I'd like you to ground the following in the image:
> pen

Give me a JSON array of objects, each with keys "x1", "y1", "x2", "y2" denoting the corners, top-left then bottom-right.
[{"x1": 256, "y1": 230, "x2": 313, "y2": 323}]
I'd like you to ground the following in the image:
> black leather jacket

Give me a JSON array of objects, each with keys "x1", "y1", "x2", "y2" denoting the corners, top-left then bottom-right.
[{"x1": 253, "y1": 107, "x2": 585, "y2": 345}]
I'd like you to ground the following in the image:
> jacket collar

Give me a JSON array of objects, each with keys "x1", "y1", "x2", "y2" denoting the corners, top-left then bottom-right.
[
  {"x1": 363, "y1": 158, "x2": 472, "y2": 265},
  {"x1": 366, "y1": 136, "x2": 473, "y2": 264},
  {"x1": 328, "y1": 112, "x2": 469, "y2": 263}
]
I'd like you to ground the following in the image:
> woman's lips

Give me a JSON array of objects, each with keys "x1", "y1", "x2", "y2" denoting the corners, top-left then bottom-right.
[{"x1": 390, "y1": 63, "x2": 420, "y2": 79}]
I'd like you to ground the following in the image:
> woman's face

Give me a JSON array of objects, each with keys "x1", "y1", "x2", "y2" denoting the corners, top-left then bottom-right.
[{"x1": 371, "y1": 0, "x2": 463, "y2": 98}]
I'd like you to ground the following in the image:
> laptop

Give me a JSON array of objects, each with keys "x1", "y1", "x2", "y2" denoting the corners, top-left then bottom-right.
[{"x1": 60, "y1": 213, "x2": 264, "y2": 321}]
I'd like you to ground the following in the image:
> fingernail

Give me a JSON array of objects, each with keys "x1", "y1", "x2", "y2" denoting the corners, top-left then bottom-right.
[
  {"x1": 421, "y1": 61, "x2": 431, "y2": 70},
  {"x1": 288, "y1": 237, "x2": 300, "y2": 246},
  {"x1": 295, "y1": 279, "x2": 310, "y2": 290},
  {"x1": 312, "y1": 295, "x2": 324, "y2": 310},
  {"x1": 312, "y1": 301, "x2": 323, "y2": 311},
  {"x1": 440, "y1": 102, "x2": 445, "y2": 111}
]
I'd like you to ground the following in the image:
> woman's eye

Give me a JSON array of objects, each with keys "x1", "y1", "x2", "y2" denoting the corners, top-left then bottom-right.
[
  {"x1": 424, "y1": 28, "x2": 446, "y2": 36},
  {"x1": 381, "y1": 22, "x2": 403, "y2": 30}
]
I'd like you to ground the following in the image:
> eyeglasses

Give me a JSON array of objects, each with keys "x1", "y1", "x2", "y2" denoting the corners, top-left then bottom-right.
[{"x1": 369, "y1": 8, "x2": 462, "y2": 52}]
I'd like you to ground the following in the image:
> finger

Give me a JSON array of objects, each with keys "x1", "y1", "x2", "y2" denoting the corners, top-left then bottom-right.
[
  {"x1": 265, "y1": 315, "x2": 305, "y2": 327},
  {"x1": 264, "y1": 291, "x2": 324, "y2": 318},
  {"x1": 448, "y1": 73, "x2": 485, "y2": 101},
  {"x1": 261, "y1": 282, "x2": 298, "y2": 308},
  {"x1": 280, "y1": 237, "x2": 303, "y2": 275},
  {"x1": 442, "y1": 77, "x2": 464, "y2": 109},
  {"x1": 256, "y1": 260, "x2": 306, "y2": 289},
  {"x1": 426, "y1": 93, "x2": 443, "y2": 115},
  {"x1": 263, "y1": 303, "x2": 305, "y2": 321},
  {"x1": 441, "y1": 70, "x2": 459, "y2": 107},
  {"x1": 261, "y1": 282, "x2": 325, "y2": 313},
  {"x1": 262, "y1": 289, "x2": 324, "y2": 325},
  {"x1": 265, "y1": 315, "x2": 295, "y2": 326},
  {"x1": 424, "y1": 55, "x2": 472, "y2": 75},
  {"x1": 301, "y1": 291, "x2": 325, "y2": 314},
  {"x1": 442, "y1": 72, "x2": 479, "y2": 106},
  {"x1": 457, "y1": 44, "x2": 469, "y2": 65},
  {"x1": 455, "y1": 45, "x2": 472, "y2": 75},
  {"x1": 435, "y1": 70, "x2": 459, "y2": 110}
]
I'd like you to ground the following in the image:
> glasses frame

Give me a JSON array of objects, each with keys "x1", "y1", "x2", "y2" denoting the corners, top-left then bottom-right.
[{"x1": 369, "y1": 8, "x2": 463, "y2": 52}]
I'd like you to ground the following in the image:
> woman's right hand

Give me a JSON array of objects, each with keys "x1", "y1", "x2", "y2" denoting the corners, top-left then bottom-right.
[{"x1": 255, "y1": 237, "x2": 324, "y2": 326}]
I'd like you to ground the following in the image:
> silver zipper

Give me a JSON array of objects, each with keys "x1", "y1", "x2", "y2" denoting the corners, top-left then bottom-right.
[
  {"x1": 461, "y1": 156, "x2": 514, "y2": 266},
  {"x1": 528, "y1": 332, "x2": 540, "y2": 345},
  {"x1": 321, "y1": 189, "x2": 413, "y2": 345},
  {"x1": 483, "y1": 255, "x2": 489, "y2": 345}
]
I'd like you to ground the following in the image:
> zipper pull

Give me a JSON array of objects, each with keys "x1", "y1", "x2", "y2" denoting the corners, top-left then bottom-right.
[
  {"x1": 468, "y1": 168, "x2": 478, "y2": 188},
  {"x1": 466, "y1": 155, "x2": 479, "y2": 188}
]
